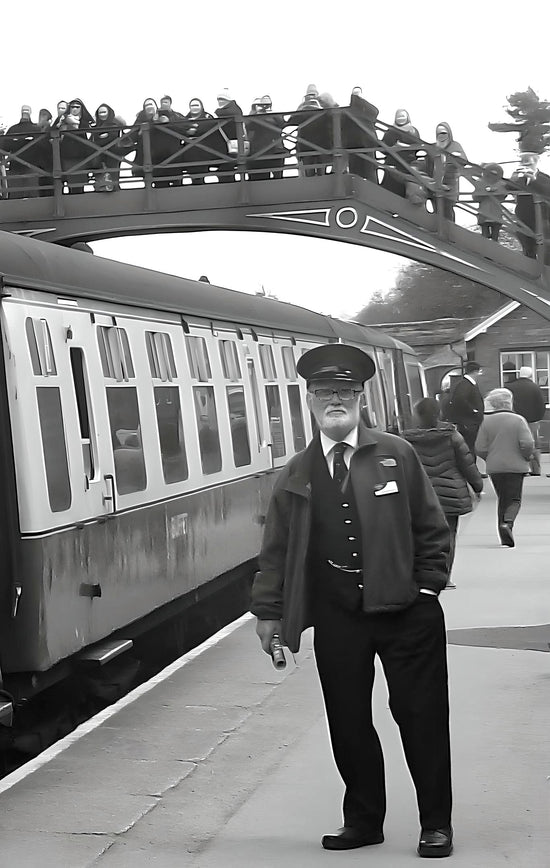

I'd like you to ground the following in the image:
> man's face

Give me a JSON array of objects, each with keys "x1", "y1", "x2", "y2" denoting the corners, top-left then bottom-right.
[
  {"x1": 98, "y1": 106, "x2": 109, "y2": 121},
  {"x1": 160, "y1": 98, "x2": 171, "y2": 110},
  {"x1": 306, "y1": 379, "x2": 363, "y2": 439}
]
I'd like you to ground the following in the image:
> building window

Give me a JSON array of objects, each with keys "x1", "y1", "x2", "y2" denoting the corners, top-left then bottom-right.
[
  {"x1": 500, "y1": 351, "x2": 550, "y2": 405},
  {"x1": 227, "y1": 385, "x2": 251, "y2": 467},
  {"x1": 193, "y1": 386, "x2": 222, "y2": 474},
  {"x1": 106, "y1": 387, "x2": 147, "y2": 494},
  {"x1": 37, "y1": 387, "x2": 71, "y2": 511},
  {"x1": 186, "y1": 335, "x2": 211, "y2": 381},
  {"x1": 259, "y1": 344, "x2": 276, "y2": 380},
  {"x1": 154, "y1": 386, "x2": 188, "y2": 483},
  {"x1": 219, "y1": 340, "x2": 242, "y2": 380},
  {"x1": 98, "y1": 326, "x2": 135, "y2": 380},
  {"x1": 146, "y1": 332, "x2": 177, "y2": 381}
]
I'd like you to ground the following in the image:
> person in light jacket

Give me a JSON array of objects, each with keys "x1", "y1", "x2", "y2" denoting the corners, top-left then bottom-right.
[
  {"x1": 251, "y1": 343, "x2": 453, "y2": 859},
  {"x1": 475, "y1": 388, "x2": 534, "y2": 547}
]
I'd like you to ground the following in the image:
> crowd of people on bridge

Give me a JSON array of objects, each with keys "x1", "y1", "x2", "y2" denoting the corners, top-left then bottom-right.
[{"x1": 1, "y1": 86, "x2": 549, "y2": 258}]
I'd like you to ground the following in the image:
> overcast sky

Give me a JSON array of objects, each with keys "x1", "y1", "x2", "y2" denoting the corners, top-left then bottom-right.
[{"x1": 3, "y1": 1, "x2": 550, "y2": 318}]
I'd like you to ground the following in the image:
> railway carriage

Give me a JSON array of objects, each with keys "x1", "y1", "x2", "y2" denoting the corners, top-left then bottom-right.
[{"x1": 0, "y1": 231, "x2": 425, "y2": 717}]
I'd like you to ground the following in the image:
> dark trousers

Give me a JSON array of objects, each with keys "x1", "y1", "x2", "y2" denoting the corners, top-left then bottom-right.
[
  {"x1": 312, "y1": 581, "x2": 452, "y2": 833},
  {"x1": 457, "y1": 423, "x2": 480, "y2": 457},
  {"x1": 490, "y1": 472, "x2": 525, "y2": 526}
]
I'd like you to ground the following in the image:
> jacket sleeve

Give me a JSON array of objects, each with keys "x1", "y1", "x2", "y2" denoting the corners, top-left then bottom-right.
[
  {"x1": 250, "y1": 478, "x2": 290, "y2": 621},
  {"x1": 453, "y1": 430, "x2": 484, "y2": 492},
  {"x1": 517, "y1": 417, "x2": 535, "y2": 459},
  {"x1": 474, "y1": 422, "x2": 489, "y2": 460},
  {"x1": 405, "y1": 445, "x2": 450, "y2": 592}
]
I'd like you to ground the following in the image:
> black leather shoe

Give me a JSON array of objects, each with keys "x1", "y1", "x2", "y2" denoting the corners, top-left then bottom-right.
[
  {"x1": 499, "y1": 523, "x2": 514, "y2": 547},
  {"x1": 321, "y1": 826, "x2": 384, "y2": 850},
  {"x1": 418, "y1": 826, "x2": 453, "y2": 858}
]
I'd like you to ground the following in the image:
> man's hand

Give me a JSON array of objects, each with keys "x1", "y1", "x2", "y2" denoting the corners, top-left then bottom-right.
[{"x1": 255, "y1": 619, "x2": 282, "y2": 654}]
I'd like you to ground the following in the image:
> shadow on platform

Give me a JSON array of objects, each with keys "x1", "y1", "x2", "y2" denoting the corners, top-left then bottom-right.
[{"x1": 448, "y1": 624, "x2": 550, "y2": 652}]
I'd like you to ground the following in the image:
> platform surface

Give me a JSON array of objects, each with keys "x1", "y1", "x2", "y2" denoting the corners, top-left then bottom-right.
[{"x1": 0, "y1": 460, "x2": 549, "y2": 867}]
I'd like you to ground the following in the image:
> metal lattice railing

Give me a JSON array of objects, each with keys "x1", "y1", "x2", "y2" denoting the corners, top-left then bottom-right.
[{"x1": 1, "y1": 107, "x2": 549, "y2": 263}]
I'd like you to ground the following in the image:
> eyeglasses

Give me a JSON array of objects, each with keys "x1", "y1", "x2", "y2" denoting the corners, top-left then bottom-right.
[{"x1": 311, "y1": 388, "x2": 363, "y2": 402}]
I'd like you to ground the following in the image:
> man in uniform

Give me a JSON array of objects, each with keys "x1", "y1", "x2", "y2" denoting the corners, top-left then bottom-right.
[
  {"x1": 251, "y1": 344, "x2": 453, "y2": 859},
  {"x1": 446, "y1": 361, "x2": 484, "y2": 456}
]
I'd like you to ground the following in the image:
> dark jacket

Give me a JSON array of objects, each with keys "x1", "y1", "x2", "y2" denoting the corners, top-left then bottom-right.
[
  {"x1": 403, "y1": 422, "x2": 483, "y2": 515},
  {"x1": 250, "y1": 426, "x2": 450, "y2": 652},
  {"x1": 446, "y1": 376, "x2": 484, "y2": 427},
  {"x1": 506, "y1": 377, "x2": 546, "y2": 422}
]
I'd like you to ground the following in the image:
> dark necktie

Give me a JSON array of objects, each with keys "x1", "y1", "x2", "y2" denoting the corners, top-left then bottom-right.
[{"x1": 332, "y1": 442, "x2": 348, "y2": 487}]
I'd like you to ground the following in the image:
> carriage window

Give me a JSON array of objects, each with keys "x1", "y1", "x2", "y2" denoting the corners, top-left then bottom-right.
[
  {"x1": 70, "y1": 348, "x2": 96, "y2": 481},
  {"x1": 282, "y1": 346, "x2": 297, "y2": 379},
  {"x1": 98, "y1": 326, "x2": 135, "y2": 380},
  {"x1": 193, "y1": 386, "x2": 222, "y2": 474},
  {"x1": 227, "y1": 386, "x2": 251, "y2": 467},
  {"x1": 287, "y1": 384, "x2": 306, "y2": 451},
  {"x1": 146, "y1": 332, "x2": 177, "y2": 381},
  {"x1": 265, "y1": 385, "x2": 286, "y2": 458},
  {"x1": 154, "y1": 386, "x2": 188, "y2": 483},
  {"x1": 259, "y1": 344, "x2": 276, "y2": 380},
  {"x1": 405, "y1": 360, "x2": 424, "y2": 409},
  {"x1": 37, "y1": 387, "x2": 71, "y2": 511},
  {"x1": 246, "y1": 357, "x2": 263, "y2": 448},
  {"x1": 186, "y1": 335, "x2": 211, "y2": 380},
  {"x1": 106, "y1": 387, "x2": 147, "y2": 494},
  {"x1": 219, "y1": 340, "x2": 242, "y2": 380},
  {"x1": 26, "y1": 318, "x2": 57, "y2": 376}
]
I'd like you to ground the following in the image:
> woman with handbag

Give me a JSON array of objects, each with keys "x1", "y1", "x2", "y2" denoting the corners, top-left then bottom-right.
[
  {"x1": 475, "y1": 389, "x2": 534, "y2": 547},
  {"x1": 403, "y1": 397, "x2": 483, "y2": 587}
]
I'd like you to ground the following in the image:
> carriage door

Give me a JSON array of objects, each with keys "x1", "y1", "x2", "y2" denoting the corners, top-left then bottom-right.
[{"x1": 63, "y1": 308, "x2": 115, "y2": 516}]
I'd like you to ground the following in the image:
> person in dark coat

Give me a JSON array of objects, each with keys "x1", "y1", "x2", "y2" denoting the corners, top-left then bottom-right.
[
  {"x1": 288, "y1": 94, "x2": 331, "y2": 178},
  {"x1": 343, "y1": 86, "x2": 379, "y2": 183},
  {"x1": 380, "y1": 109, "x2": 420, "y2": 197},
  {"x1": 180, "y1": 98, "x2": 220, "y2": 184},
  {"x1": 426, "y1": 122, "x2": 467, "y2": 221},
  {"x1": 91, "y1": 104, "x2": 125, "y2": 191},
  {"x1": 472, "y1": 163, "x2": 509, "y2": 241},
  {"x1": 3, "y1": 105, "x2": 39, "y2": 198},
  {"x1": 445, "y1": 361, "x2": 484, "y2": 456},
  {"x1": 214, "y1": 90, "x2": 246, "y2": 183},
  {"x1": 403, "y1": 398, "x2": 483, "y2": 588},
  {"x1": 506, "y1": 366, "x2": 546, "y2": 475},
  {"x1": 59, "y1": 98, "x2": 95, "y2": 194},
  {"x1": 246, "y1": 95, "x2": 286, "y2": 181},
  {"x1": 251, "y1": 344, "x2": 453, "y2": 859},
  {"x1": 475, "y1": 389, "x2": 534, "y2": 547},
  {"x1": 511, "y1": 168, "x2": 550, "y2": 260}
]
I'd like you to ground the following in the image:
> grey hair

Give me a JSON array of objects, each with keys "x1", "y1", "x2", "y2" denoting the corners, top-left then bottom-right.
[{"x1": 484, "y1": 388, "x2": 513, "y2": 411}]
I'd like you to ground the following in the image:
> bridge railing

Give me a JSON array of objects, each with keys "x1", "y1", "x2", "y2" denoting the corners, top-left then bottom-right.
[{"x1": 0, "y1": 107, "x2": 548, "y2": 264}]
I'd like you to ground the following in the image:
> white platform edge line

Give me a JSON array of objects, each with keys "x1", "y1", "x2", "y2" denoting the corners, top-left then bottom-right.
[{"x1": 0, "y1": 611, "x2": 255, "y2": 796}]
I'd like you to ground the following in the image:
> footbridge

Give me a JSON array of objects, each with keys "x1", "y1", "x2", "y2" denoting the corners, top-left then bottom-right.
[{"x1": 1, "y1": 107, "x2": 550, "y2": 318}]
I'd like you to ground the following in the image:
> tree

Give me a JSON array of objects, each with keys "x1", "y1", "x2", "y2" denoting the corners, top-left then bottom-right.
[
  {"x1": 355, "y1": 261, "x2": 506, "y2": 325},
  {"x1": 488, "y1": 87, "x2": 550, "y2": 155}
]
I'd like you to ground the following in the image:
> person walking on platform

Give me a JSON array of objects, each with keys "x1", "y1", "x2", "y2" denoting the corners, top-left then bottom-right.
[
  {"x1": 403, "y1": 397, "x2": 483, "y2": 589},
  {"x1": 444, "y1": 361, "x2": 484, "y2": 457},
  {"x1": 251, "y1": 344, "x2": 454, "y2": 859},
  {"x1": 475, "y1": 388, "x2": 534, "y2": 547},
  {"x1": 506, "y1": 366, "x2": 546, "y2": 476}
]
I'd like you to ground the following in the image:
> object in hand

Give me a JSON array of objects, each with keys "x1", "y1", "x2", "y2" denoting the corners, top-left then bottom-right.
[{"x1": 270, "y1": 634, "x2": 286, "y2": 669}]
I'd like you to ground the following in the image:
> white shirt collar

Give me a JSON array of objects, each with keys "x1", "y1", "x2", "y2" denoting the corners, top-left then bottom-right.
[
  {"x1": 320, "y1": 428, "x2": 359, "y2": 457},
  {"x1": 464, "y1": 374, "x2": 476, "y2": 385}
]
